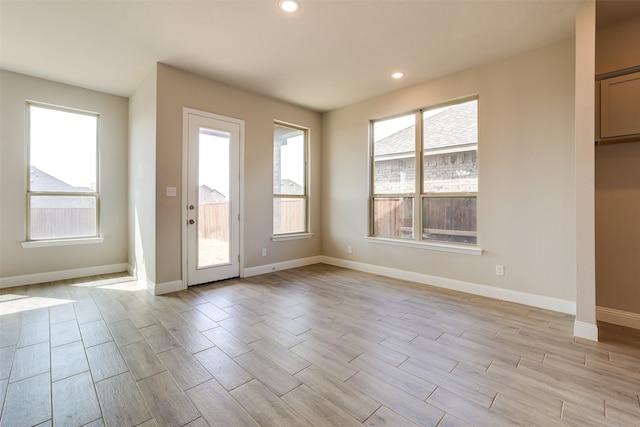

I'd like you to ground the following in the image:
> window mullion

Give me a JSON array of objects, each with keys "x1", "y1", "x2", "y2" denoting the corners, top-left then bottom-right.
[{"x1": 414, "y1": 111, "x2": 423, "y2": 242}]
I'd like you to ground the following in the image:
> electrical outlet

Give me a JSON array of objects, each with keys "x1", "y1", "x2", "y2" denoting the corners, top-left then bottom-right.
[
  {"x1": 347, "y1": 245, "x2": 353, "y2": 254},
  {"x1": 496, "y1": 265, "x2": 505, "y2": 276},
  {"x1": 261, "y1": 248, "x2": 267, "y2": 257}
]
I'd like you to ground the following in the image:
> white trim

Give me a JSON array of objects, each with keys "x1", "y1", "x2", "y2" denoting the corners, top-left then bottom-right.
[
  {"x1": 597, "y1": 306, "x2": 640, "y2": 330},
  {"x1": 321, "y1": 256, "x2": 576, "y2": 315},
  {"x1": 181, "y1": 108, "x2": 245, "y2": 286},
  {"x1": 364, "y1": 237, "x2": 483, "y2": 256},
  {"x1": 0, "y1": 263, "x2": 128, "y2": 289},
  {"x1": 574, "y1": 320, "x2": 599, "y2": 341},
  {"x1": 272, "y1": 233, "x2": 314, "y2": 242},
  {"x1": 244, "y1": 256, "x2": 323, "y2": 278},
  {"x1": 21, "y1": 237, "x2": 104, "y2": 248},
  {"x1": 149, "y1": 279, "x2": 184, "y2": 296}
]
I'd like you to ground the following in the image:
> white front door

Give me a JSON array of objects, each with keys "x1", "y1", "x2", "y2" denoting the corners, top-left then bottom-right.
[{"x1": 184, "y1": 109, "x2": 242, "y2": 286}]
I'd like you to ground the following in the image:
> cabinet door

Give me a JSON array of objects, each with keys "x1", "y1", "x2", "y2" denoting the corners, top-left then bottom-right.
[{"x1": 600, "y1": 71, "x2": 640, "y2": 139}]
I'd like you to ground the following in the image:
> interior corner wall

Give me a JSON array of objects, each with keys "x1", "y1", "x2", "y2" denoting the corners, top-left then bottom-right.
[
  {"x1": 574, "y1": 0, "x2": 597, "y2": 335},
  {"x1": 129, "y1": 68, "x2": 158, "y2": 284},
  {"x1": 595, "y1": 14, "x2": 640, "y2": 75},
  {"x1": 154, "y1": 64, "x2": 322, "y2": 285},
  {"x1": 0, "y1": 70, "x2": 128, "y2": 281},
  {"x1": 594, "y1": 13, "x2": 640, "y2": 317},
  {"x1": 321, "y1": 39, "x2": 577, "y2": 304},
  {"x1": 595, "y1": 142, "x2": 640, "y2": 315}
]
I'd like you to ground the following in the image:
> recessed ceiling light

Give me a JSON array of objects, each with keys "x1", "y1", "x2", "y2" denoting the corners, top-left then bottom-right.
[
  {"x1": 391, "y1": 72, "x2": 404, "y2": 79},
  {"x1": 279, "y1": 0, "x2": 299, "y2": 12}
]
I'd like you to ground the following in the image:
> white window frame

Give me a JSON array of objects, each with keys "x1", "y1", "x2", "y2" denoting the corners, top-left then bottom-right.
[
  {"x1": 24, "y1": 102, "x2": 101, "y2": 246},
  {"x1": 272, "y1": 121, "x2": 311, "y2": 239},
  {"x1": 369, "y1": 97, "x2": 481, "y2": 255}
]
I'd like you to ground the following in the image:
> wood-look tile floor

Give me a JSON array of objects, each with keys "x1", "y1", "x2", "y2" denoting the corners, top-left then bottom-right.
[{"x1": 1, "y1": 263, "x2": 639, "y2": 426}]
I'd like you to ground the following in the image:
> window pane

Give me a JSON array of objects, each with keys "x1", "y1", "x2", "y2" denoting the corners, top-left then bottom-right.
[
  {"x1": 30, "y1": 105, "x2": 97, "y2": 192},
  {"x1": 373, "y1": 197, "x2": 413, "y2": 238},
  {"x1": 30, "y1": 195, "x2": 97, "y2": 239},
  {"x1": 373, "y1": 114, "x2": 415, "y2": 194},
  {"x1": 274, "y1": 125, "x2": 305, "y2": 196},
  {"x1": 423, "y1": 99, "x2": 477, "y2": 193},
  {"x1": 422, "y1": 196, "x2": 476, "y2": 244},
  {"x1": 273, "y1": 198, "x2": 306, "y2": 234},
  {"x1": 274, "y1": 123, "x2": 308, "y2": 235}
]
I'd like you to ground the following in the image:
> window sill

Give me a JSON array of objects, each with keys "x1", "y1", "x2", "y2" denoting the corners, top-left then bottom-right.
[
  {"x1": 21, "y1": 237, "x2": 104, "y2": 249},
  {"x1": 364, "y1": 236, "x2": 483, "y2": 256},
  {"x1": 272, "y1": 233, "x2": 314, "y2": 242}
]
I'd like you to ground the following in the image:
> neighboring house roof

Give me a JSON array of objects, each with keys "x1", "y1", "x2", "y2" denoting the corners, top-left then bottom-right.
[
  {"x1": 277, "y1": 179, "x2": 304, "y2": 195},
  {"x1": 30, "y1": 166, "x2": 93, "y2": 192},
  {"x1": 29, "y1": 166, "x2": 95, "y2": 209},
  {"x1": 375, "y1": 100, "x2": 478, "y2": 157},
  {"x1": 199, "y1": 185, "x2": 226, "y2": 203}
]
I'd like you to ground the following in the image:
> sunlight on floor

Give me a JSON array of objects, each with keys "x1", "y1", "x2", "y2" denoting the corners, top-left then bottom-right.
[
  {"x1": 0, "y1": 295, "x2": 75, "y2": 316},
  {"x1": 0, "y1": 272, "x2": 142, "y2": 317},
  {"x1": 71, "y1": 275, "x2": 144, "y2": 291}
]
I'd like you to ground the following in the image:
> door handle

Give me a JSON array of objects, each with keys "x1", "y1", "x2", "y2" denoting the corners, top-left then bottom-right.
[
  {"x1": 189, "y1": 205, "x2": 195, "y2": 210},
  {"x1": 188, "y1": 219, "x2": 195, "y2": 225}
]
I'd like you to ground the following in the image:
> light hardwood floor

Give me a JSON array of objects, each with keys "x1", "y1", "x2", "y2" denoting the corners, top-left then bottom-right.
[{"x1": 1, "y1": 264, "x2": 639, "y2": 426}]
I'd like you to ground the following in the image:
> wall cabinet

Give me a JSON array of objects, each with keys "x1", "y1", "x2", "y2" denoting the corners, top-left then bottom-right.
[{"x1": 599, "y1": 70, "x2": 640, "y2": 143}]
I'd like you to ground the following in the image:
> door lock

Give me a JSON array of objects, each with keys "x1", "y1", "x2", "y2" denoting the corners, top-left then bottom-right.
[{"x1": 189, "y1": 205, "x2": 195, "y2": 210}]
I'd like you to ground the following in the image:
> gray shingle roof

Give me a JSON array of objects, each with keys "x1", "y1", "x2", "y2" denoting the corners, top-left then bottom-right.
[
  {"x1": 30, "y1": 166, "x2": 93, "y2": 192},
  {"x1": 199, "y1": 185, "x2": 226, "y2": 203},
  {"x1": 375, "y1": 100, "x2": 477, "y2": 156}
]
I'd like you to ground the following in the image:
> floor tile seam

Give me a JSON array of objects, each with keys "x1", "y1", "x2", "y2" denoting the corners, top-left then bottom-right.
[
  {"x1": 525, "y1": 355, "x2": 640, "y2": 395},
  {"x1": 510, "y1": 365, "x2": 634, "y2": 412},
  {"x1": 471, "y1": 363, "x2": 598, "y2": 410},
  {"x1": 398, "y1": 359, "x2": 498, "y2": 406}
]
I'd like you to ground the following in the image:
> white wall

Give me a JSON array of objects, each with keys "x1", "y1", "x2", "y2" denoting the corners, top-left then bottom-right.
[
  {"x1": 153, "y1": 64, "x2": 322, "y2": 286},
  {"x1": 574, "y1": 0, "x2": 597, "y2": 339},
  {"x1": 128, "y1": 68, "x2": 158, "y2": 284},
  {"x1": 0, "y1": 70, "x2": 128, "y2": 284},
  {"x1": 322, "y1": 40, "x2": 577, "y2": 305}
]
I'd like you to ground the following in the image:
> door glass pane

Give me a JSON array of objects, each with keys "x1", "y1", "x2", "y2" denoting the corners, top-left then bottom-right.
[{"x1": 198, "y1": 128, "x2": 230, "y2": 268}]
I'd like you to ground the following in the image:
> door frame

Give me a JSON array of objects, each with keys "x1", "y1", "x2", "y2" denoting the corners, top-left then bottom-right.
[{"x1": 181, "y1": 107, "x2": 245, "y2": 287}]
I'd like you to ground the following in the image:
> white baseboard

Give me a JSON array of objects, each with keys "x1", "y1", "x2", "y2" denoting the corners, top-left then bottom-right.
[
  {"x1": 597, "y1": 306, "x2": 640, "y2": 330},
  {"x1": 321, "y1": 256, "x2": 577, "y2": 315},
  {"x1": 574, "y1": 320, "x2": 599, "y2": 341},
  {"x1": 243, "y1": 256, "x2": 323, "y2": 278},
  {"x1": 149, "y1": 279, "x2": 184, "y2": 296},
  {"x1": 0, "y1": 263, "x2": 129, "y2": 289}
]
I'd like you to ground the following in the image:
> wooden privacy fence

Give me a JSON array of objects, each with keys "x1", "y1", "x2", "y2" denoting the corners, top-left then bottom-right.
[
  {"x1": 374, "y1": 197, "x2": 476, "y2": 241},
  {"x1": 200, "y1": 200, "x2": 305, "y2": 239},
  {"x1": 274, "y1": 198, "x2": 305, "y2": 234},
  {"x1": 30, "y1": 201, "x2": 306, "y2": 242},
  {"x1": 30, "y1": 208, "x2": 96, "y2": 239},
  {"x1": 199, "y1": 202, "x2": 229, "y2": 242},
  {"x1": 373, "y1": 198, "x2": 413, "y2": 238}
]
